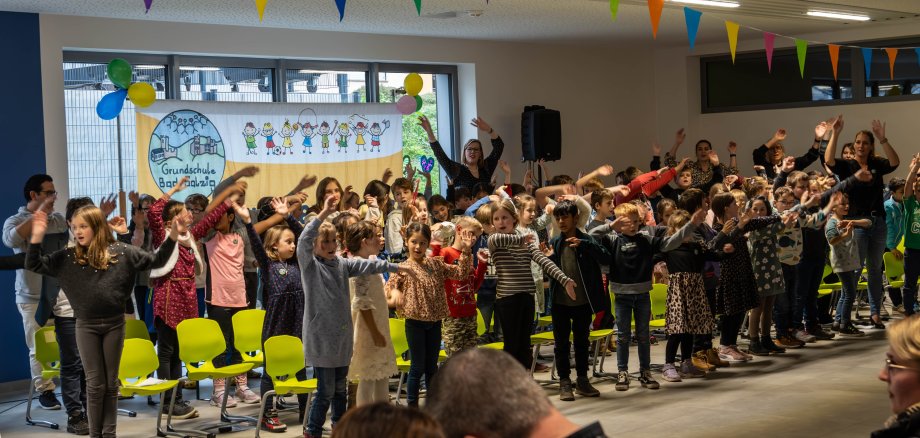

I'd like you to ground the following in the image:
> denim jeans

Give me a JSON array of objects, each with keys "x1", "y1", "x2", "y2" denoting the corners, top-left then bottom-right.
[
  {"x1": 853, "y1": 217, "x2": 887, "y2": 317},
  {"x1": 55, "y1": 315, "x2": 86, "y2": 414},
  {"x1": 551, "y1": 303, "x2": 592, "y2": 379},
  {"x1": 615, "y1": 293, "x2": 651, "y2": 371},
  {"x1": 795, "y1": 255, "x2": 825, "y2": 328},
  {"x1": 404, "y1": 319, "x2": 441, "y2": 405},
  {"x1": 902, "y1": 248, "x2": 920, "y2": 316},
  {"x1": 774, "y1": 264, "x2": 798, "y2": 334},
  {"x1": 835, "y1": 271, "x2": 859, "y2": 324},
  {"x1": 307, "y1": 366, "x2": 348, "y2": 436}
]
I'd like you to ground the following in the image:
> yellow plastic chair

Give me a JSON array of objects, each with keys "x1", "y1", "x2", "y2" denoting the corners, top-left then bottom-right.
[
  {"x1": 821, "y1": 265, "x2": 843, "y2": 291},
  {"x1": 232, "y1": 309, "x2": 266, "y2": 370},
  {"x1": 119, "y1": 338, "x2": 184, "y2": 437},
  {"x1": 176, "y1": 318, "x2": 255, "y2": 435},
  {"x1": 884, "y1": 252, "x2": 906, "y2": 289},
  {"x1": 476, "y1": 310, "x2": 505, "y2": 350},
  {"x1": 388, "y1": 318, "x2": 412, "y2": 405},
  {"x1": 125, "y1": 318, "x2": 151, "y2": 341},
  {"x1": 26, "y1": 327, "x2": 60, "y2": 430},
  {"x1": 255, "y1": 335, "x2": 317, "y2": 438},
  {"x1": 648, "y1": 284, "x2": 668, "y2": 329}
]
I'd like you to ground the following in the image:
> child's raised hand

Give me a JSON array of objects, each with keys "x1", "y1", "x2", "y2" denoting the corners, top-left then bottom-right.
[
  {"x1": 231, "y1": 201, "x2": 251, "y2": 224},
  {"x1": 564, "y1": 280, "x2": 577, "y2": 301},
  {"x1": 782, "y1": 211, "x2": 799, "y2": 227},
  {"x1": 99, "y1": 194, "x2": 117, "y2": 218},
  {"x1": 30, "y1": 209, "x2": 48, "y2": 242},
  {"x1": 707, "y1": 151, "x2": 720, "y2": 167},
  {"x1": 596, "y1": 164, "x2": 614, "y2": 177},
  {"x1": 723, "y1": 243, "x2": 735, "y2": 253},
  {"x1": 270, "y1": 197, "x2": 289, "y2": 217},
  {"x1": 540, "y1": 242, "x2": 554, "y2": 257},
  {"x1": 173, "y1": 176, "x2": 190, "y2": 193},
  {"x1": 651, "y1": 141, "x2": 662, "y2": 156},
  {"x1": 565, "y1": 236, "x2": 581, "y2": 248},
  {"x1": 107, "y1": 216, "x2": 128, "y2": 235},
  {"x1": 364, "y1": 194, "x2": 379, "y2": 209},
  {"x1": 499, "y1": 160, "x2": 511, "y2": 174},
  {"x1": 782, "y1": 156, "x2": 796, "y2": 173},
  {"x1": 610, "y1": 185, "x2": 630, "y2": 198},
  {"x1": 721, "y1": 217, "x2": 737, "y2": 234},
  {"x1": 675, "y1": 128, "x2": 687, "y2": 146},
  {"x1": 460, "y1": 230, "x2": 477, "y2": 251},
  {"x1": 128, "y1": 191, "x2": 140, "y2": 205},
  {"x1": 477, "y1": 248, "x2": 490, "y2": 265},
  {"x1": 815, "y1": 121, "x2": 829, "y2": 139},
  {"x1": 322, "y1": 194, "x2": 340, "y2": 214},
  {"x1": 522, "y1": 233, "x2": 536, "y2": 246},
  {"x1": 382, "y1": 168, "x2": 394, "y2": 183},
  {"x1": 691, "y1": 208, "x2": 707, "y2": 225}
]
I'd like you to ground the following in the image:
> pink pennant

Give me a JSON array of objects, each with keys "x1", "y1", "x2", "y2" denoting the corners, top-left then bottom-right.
[{"x1": 764, "y1": 32, "x2": 775, "y2": 73}]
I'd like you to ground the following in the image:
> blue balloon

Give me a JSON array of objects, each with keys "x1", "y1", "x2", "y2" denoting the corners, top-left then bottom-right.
[{"x1": 96, "y1": 88, "x2": 127, "y2": 120}]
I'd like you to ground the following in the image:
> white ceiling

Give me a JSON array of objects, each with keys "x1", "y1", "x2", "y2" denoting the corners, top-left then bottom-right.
[{"x1": 1, "y1": 0, "x2": 919, "y2": 44}]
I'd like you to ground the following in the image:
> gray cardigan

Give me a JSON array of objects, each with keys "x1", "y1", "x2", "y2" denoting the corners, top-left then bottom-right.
[{"x1": 297, "y1": 217, "x2": 398, "y2": 368}]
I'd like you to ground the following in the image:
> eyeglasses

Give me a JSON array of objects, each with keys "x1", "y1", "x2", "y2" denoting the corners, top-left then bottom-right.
[
  {"x1": 886, "y1": 358, "x2": 920, "y2": 373},
  {"x1": 38, "y1": 190, "x2": 57, "y2": 196}
]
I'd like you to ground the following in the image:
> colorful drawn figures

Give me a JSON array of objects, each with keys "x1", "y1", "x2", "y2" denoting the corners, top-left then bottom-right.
[
  {"x1": 243, "y1": 122, "x2": 258, "y2": 155},
  {"x1": 318, "y1": 121, "x2": 332, "y2": 154},
  {"x1": 368, "y1": 120, "x2": 390, "y2": 153},
  {"x1": 352, "y1": 121, "x2": 367, "y2": 152},
  {"x1": 261, "y1": 122, "x2": 277, "y2": 155},
  {"x1": 334, "y1": 121, "x2": 350, "y2": 153},
  {"x1": 280, "y1": 120, "x2": 295, "y2": 155},
  {"x1": 295, "y1": 122, "x2": 316, "y2": 154}
]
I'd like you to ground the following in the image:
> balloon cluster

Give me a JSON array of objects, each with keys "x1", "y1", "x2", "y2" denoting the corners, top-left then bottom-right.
[
  {"x1": 396, "y1": 73, "x2": 424, "y2": 115},
  {"x1": 96, "y1": 58, "x2": 157, "y2": 120}
]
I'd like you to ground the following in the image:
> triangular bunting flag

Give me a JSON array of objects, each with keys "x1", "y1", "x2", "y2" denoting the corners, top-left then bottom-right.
[
  {"x1": 885, "y1": 48, "x2": 898, "y2": 80},
  {"x1": 648, "y1": 0, "x2": 664, "y2": 39},
  {"x1": 414, "y1": 0, "x2": 422, "y2": 15},
  {"x1": 144, "y1": 0, "x2": 153, "y2": 13},
  {"x1": 764, "y1": 32, "x2": 775, "y2": 72},
  {"x1": 725, "y1": 21, "x2": 739, "y2": 63},
  {"x1": 255, "y1": 0, "x2": 266, "y2": 21},
  {"x1": 795, "y1": 39, "x2": 807, "y2": 78},
  {"x1": 684, "y1": 8, "x2": 702, "y2": 51},
  {"x1": 828, "y1": 44, "x2": 840, "y2": 81},
  {"x1": 335, "y1": 0, "x2": 347, "y2": 21},
  {"x1": 610, "y1": 0, "x2": 620, "y2": 21},
  {"x1": 862, "y1": 48, "x2": 873, "y2": 80}
]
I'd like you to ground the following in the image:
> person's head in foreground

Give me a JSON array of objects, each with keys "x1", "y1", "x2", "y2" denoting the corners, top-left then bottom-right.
[
  {"x1": 331, "y1": 401, "x2": 444, "y2": 438},
  {"x1": 873, "y1": 315, "x2": 920, "y2": 437},
  {"x1": 426, "y1": 348, "x2": 607, "y2": 438}
]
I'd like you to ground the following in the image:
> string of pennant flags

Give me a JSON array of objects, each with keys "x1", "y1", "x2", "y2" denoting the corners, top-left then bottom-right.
[
  {"x1": 610, "y1": 0, "x2": 920, "y2": 81},
  {"x1": 142, "y1": 0, "x2": 481, "y2": 21}
]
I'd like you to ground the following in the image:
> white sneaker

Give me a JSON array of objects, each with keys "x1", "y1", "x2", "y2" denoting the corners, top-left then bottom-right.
[
  {"x1": 235, "y1": 387, "x2": 261, "y2": 404},
  {"x1": 661, "y1": 364, "x2": 682, "y2": 382},
  {"x1": 209, "y1": 391, "x2": 238, "y2": 408}
]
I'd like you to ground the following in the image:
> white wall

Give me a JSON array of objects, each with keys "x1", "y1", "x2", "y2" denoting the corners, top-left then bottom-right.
[{"x1": 38, "y1": 14, "x2": 657, "y2": 201}]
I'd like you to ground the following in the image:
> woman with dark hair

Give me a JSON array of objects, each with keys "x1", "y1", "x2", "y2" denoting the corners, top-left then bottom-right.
[
  {"x1": 308, "y1": 176, "x2": 345, "y2": 216},
  {"x1": 752, "y1": 124, "x2": 825, "y2": 180},
  {"x1": 663, "y1": 128, "x2": 738, "y2": 188},
  {"x1": 824, "y1": 116, "x2": 900, "y2": 329},
  {"x1": 419, "y1": 115, "x2": 504, "y2": 191}
]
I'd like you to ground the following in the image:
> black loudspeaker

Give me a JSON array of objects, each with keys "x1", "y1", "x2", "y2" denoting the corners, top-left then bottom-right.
[{"x1": 521, "y1": 106, "x2": 561, "y2": 161}]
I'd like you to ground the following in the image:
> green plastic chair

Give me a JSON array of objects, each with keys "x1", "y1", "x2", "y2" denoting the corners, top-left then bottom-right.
[
  {"x1": 176, "y1": 317, "x2": 255, "y2": 434},
  {"x1": 883, "y1": 251, "x2": 906, "y2": 289},
  {"x1": 254, "y1": 335, "x2": 317, "y2": 438},
  {"x1": 231, "y1": 309, "x2": 266, "y2": 370},
  {"x1": 476, "y1": 310, "x2": 505, "y2": 350},
  {"x1": 388, "y1": 318, "x2": 412, "y2": 405},
  {"x1": 26, "y1": 327, "x2": 60, "y2": 430},
  {"x1": 119, "y1": 338, "x2": 184, "y2": 437},
  {"x1": 125, "y1": 318, "x2": 151, "y2": 341},
  {"x1": 649, "y1": 283, "x2": 668, "y2": 329},
  {"x1": 821, "y1": 265, "x2": 843, "y2": 291}
]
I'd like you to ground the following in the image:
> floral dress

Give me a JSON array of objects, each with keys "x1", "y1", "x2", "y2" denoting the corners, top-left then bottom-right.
[
  {"x1": 747, "y1": 218, "x2": 786, "y2": 299},
  {"x1": 712, "y1": 216, "x2": 779, "y2": 315},
  {"x1": 245, "y1": 218, "x2": 304, "y2": 342},
  {"x1": 348, "y1": 271, "x2": 398, "y2": 381}
]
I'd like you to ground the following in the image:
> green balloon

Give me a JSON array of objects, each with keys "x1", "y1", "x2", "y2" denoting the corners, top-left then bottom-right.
[
  {"x1": 414, "y1": 95, "x2": 423, "y2": 112},
  {"x1": 107, "y1": 58, "x2": 133, "y2": 89}
]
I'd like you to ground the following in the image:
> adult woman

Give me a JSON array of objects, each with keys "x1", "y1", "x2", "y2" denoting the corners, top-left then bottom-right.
[
  {"x1": 664, "y1": 128, "x2": 738, "y2": 188},
  {"x1": 825, "y1": 116, "x2": 900, "y2": 329},
  {"x1": 752, "y1": 124, "x2": 825, "y2": 180},
  {"x1": 871, "y1": 316, "x2": 920, "y2": 438},
  {"x1": 419, "y1": 115, "x2": 504, "y2": 191}
]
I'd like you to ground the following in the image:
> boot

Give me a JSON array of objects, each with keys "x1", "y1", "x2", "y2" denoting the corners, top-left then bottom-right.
[
  {"x1": 748, "y1": 338, "x2": 771, "y2": 356},
  {"x1": 706, "y1": 348, "x2": 730, "y2": 368},
  {"x1": 762, "y1": 335, "x2": 786, "y2": 353},
  {"x1": 691, "y1": 351, "x2": 716, "y2": 371},
  {"x1": 575, "y1": 376, "x2": 600, "y2": 397},
  {"x1": 559, "y1": 378, "x2": 575, "y2": 401}
]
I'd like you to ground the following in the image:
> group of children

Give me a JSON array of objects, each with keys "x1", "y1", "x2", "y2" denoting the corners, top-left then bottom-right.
[{"x1": 10, "y1": 113, "x2": 920, "y2": 437}]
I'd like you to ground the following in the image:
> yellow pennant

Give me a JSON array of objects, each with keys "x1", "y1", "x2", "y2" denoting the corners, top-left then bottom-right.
[
  {"x1": 255, "y1": 0, "x2": 267, "y2": 21},
  {"x1": 725, "y1": 21, "x2": 740, "y2": 63}
]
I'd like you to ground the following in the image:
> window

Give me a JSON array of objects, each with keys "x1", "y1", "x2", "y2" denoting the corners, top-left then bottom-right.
[
  {"x1": 286, "y1": 69, "x2": 366, "y2": 103},
  {"x1": 378, "y1": 71, "x2": 454, "y2": 196},
  {"x1": 179, "y1": 66, "x2": 273, "y2": 102},
  {"x1": 865, "y1": 47, "x2": 920, "y2": 97},
  {"x1": 63, "y1": 61, "x2": 166, "y2": 200}
]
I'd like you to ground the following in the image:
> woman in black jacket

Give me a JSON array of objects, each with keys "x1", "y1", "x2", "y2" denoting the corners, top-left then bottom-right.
[{"x1": 419, "y1": 115, "x2": 504, "y2": 191}]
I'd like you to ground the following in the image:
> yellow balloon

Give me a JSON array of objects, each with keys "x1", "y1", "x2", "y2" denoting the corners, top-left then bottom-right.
[
  {"x1": 128, "y1": 82, "x2": 156, "y2": 108},
  {"x1": 404, "y1": 73, "x2": 423, "y2": 96}
]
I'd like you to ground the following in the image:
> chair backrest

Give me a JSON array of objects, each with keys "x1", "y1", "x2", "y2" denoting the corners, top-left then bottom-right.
[
  {"x1": 232, "y1": 309, "x2": 266, "y2": 357},
  {"x1": 388, "y1": 318, "x2": 409, "y2": 357},
  {"x1": 883, "y1": 251, "x2": 905, "y2": 280},
  {"x1": 33, "y1": 327, "x2": 60, "y2": 371},
  {"x1": 176, "y1": 318, "x2": 226, "y2": 365},
  {"x1": 264, "y1": 335, "x2": 306, "y2": 382},
  {"x1": 650, "y1": 284, "x2": 668, "y2": 318},
  {"x1": 119, "y1": 338, "x2": 158, "y2": 384},
  {"x1": 475, "y1": 309, "x2": 487, "y2": 337},
  {"x1": 124, "y1": 319, "x2": 151, "y2": 341}
]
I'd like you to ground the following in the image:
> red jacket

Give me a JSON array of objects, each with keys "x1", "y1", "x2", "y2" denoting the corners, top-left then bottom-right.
[{"x1": 440, "y1": 246, "x2": 487, "y2": 318}]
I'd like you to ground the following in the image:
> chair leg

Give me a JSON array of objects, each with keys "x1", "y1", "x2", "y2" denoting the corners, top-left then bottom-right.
[
  {"x1": 118, "y1": 408, "x2": 138, "y2": 417},
  {"x1": 394, "y1": 372, "x2": 404, "y2": 405},
  {"x1": 253, "y1": 390, "x2": 275, "y2": 438},
  {"x1": 25, "y1": 376, "x2": 59, "y2": 430},
  {"x1": 155, "y1": 388, "x2": 186, "y2": 438},
  {"x1": 166, "y1": 379, "x2": 213, "y2": 438},
  {"x1": 301, "y1": 393, "x2": 312, "y2": 436}
]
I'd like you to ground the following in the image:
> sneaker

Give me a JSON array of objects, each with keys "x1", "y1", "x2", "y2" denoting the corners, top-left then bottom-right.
[
  {"x1": 236, "y1": 387, "x2": 261, "y2": 404},
  {"x1": 533, "y1": 363, "x2": 550, "y2": 373},
  {"x1": 692, "y1": 351, "x2": 716, "y2": 371},
  {"x1": 830, "y1": 322, "x2": 841, "y2": 332},
  {"x1": 718, "y1": 345, "x2": 750, "y2": 362},
  {"x1": 793, "y1": 329, "x2": 817, "y2": 343},
  {"x1": 614, "y1": 371, "x2": 630, "y2": 391},
  {"x1": 66, "y1": 410, "x2": 89, "y2": 435},
  {"x1": 38, "y1": 390, "x2": 61, "y2": 410},
  {"x1": 806, "y1": 325, "x2": 835, "y2": 341},
  {"x1": 210, "y1": 391, "x2": 238, "y2": 408},
  {"x1": 163, "y1": 399, "x2": 199, "y2": 419},
  {"x1": 839, "y1": 324, "x2": 865, "y2": 336},
  {"x1": 747, "y1": 338, "x2": 771, "y2": 356},
  {"x1": 735, "y1": 345, "x2": 753, "y2": 361},
  {"x1": 679, "y1": 360, "x2": 706, "y2": 378},
  {"x1": 775, "y1": 335, "x2": 804, "y2": 349},
  {"x1": 260, "y1": 409, "x2": 288, "y2": 432},
  {"x1": 637, "y1": 370, "x2": 660, "y2": 389},
  {"x1": 575, "y1": 376, "x2": 601, "y2": 396},
  {"x1": 706, "y1": 348, "x2": 730, "y2": 368},
  {"x1": 661, "y1": 364, "x2": 682, "y2": 382},
  {"x1": 649, "y1": 335, "x2": 659, "y2": 345},
  {"x1": 559, "y1": 378, "x2": 575, "y2": 401}
]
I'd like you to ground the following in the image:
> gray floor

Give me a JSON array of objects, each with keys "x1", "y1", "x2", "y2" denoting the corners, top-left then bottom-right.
[{"x1": 0, "y1": 321, "x2": 895, "y2": 438}]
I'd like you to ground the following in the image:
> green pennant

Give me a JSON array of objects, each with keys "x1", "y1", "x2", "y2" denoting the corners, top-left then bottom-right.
[
  {"x1": 795, "y1": 39, "x2": 808, "y2": 78},
  {"x1": 610, "y1": 0, "x2": 620, "y2": 21},
  {"x1": 414, "y1": 0, "x2": 422, "y2": 15}
]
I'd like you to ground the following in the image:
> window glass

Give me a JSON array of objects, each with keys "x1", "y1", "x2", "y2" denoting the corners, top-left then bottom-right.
[
  {"x1": 865, "y1": 48, "x2": 920, "y2": 97},
  {"x1": 286, "y1": 69, "x2": 366, "y2": 103},
  {"x1": 179, "y1": 66, "x2": 273, "y2": 102}
]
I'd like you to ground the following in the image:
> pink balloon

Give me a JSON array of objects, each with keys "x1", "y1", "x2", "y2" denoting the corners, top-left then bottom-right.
[{"x1": 396, "y1": 95, "x2": 416, "y2": 115}]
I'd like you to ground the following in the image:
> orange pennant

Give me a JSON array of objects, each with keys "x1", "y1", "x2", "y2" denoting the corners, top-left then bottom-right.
[
  {"x1": 725, "y1": 21, "x2": 739, "y2": 63},
  {"x1": 885, "y1": 48, "x2": 898, "y2": 80},
  {"x1": 648, "y1": 0, "x2": 664, "y2": 39},
  {"x1": 828, "y1": 44, "x2": 840, "y2": 81}
]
